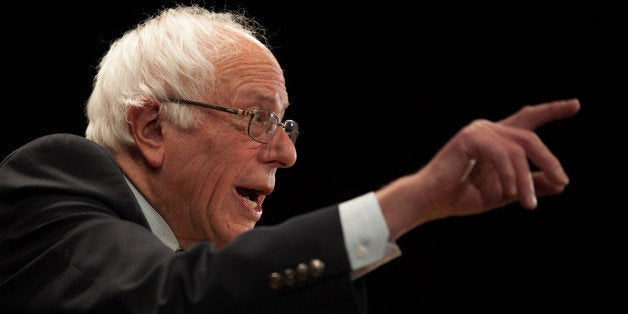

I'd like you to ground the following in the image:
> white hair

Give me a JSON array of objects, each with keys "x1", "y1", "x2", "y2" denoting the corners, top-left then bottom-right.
[{"x1": 85, "y1": 4, "x2": 268, "y2": 152}]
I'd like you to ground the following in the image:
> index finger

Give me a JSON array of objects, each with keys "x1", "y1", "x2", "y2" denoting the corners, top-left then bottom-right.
[{"x1": 499, "y1": 98, "x2": 581, "y2": 130}]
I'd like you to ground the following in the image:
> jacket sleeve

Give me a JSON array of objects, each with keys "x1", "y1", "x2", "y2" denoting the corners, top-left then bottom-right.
[{"x1": 0, "y1": 134, "x2": 367, "y2": 314}]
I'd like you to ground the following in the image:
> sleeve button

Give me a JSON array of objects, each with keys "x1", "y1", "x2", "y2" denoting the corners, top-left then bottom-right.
[
  {"x1": 283, "y1": 268, "x2": 296, "y2": 286},
  {"x1": 309, "y1": 259, "x2": 325, "y2": 277},
  {"x1": 269, "y1": 272, "x2": 283, "y2": 290},
  {"x1": 296, "y1": 263, "x2": 309, "y2": 281}
]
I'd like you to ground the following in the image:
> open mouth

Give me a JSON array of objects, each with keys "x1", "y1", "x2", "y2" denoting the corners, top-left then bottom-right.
[{"x1": 236, "y1": 187, "x2": 265, "y2": 211}]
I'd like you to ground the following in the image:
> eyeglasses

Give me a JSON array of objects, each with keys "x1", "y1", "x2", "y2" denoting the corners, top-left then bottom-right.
[{"x1": 161, "y1": 98, "x2": 299, "y2": 144}]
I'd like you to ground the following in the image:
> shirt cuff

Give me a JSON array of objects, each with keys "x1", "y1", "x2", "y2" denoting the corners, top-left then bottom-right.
[{"x1": 339, "y1": 192, "x2": 402, "y2": 280}]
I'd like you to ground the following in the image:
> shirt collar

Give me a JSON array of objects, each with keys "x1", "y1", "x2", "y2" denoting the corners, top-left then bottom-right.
[{"x1": 124, "y1": 176, "x2": 182, "y2": 252}]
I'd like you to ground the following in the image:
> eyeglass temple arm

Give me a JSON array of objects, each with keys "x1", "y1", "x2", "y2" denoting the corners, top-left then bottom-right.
[{"x1": 164, "y1": 98, "x2": 252, "y2": 116}]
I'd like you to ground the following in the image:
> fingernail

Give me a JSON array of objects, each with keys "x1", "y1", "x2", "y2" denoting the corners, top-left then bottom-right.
[
  {"x1": 529, "y1": 173, "x2": 537, "y2": 209},
  {"x1": 557, "y1": 167, "x2": 569, "y2": 185},
  {"x1": 529, "y1": 194, "x2": 538, "y2": 209}
]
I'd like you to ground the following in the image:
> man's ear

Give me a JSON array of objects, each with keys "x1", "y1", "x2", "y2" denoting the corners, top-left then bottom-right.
[{"x1": 126, "y1": 99, "x2": 164, "y2": 168}]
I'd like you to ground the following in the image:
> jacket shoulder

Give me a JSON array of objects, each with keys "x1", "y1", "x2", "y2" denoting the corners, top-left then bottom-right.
[{"x1": 0, "y1": 133, "x2": 143, "y2": 223}]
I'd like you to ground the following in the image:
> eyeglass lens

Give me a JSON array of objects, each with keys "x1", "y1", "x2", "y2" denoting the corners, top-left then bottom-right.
[
  {"x1": 248, "y1": 110, "x2": 298, "y2": 144},
  {"x1": 249, "y1": 110, "x2": 276, "y2": 142}
]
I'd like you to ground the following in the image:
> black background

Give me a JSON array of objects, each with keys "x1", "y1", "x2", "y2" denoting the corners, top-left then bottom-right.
[{"x1": 2, "y1": 1, "x2": 626, "y2": 312}]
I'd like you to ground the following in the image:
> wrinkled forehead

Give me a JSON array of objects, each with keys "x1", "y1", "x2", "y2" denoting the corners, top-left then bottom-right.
[{"x1": 211, "y1": 30, "x2": 288, "y2": 110}]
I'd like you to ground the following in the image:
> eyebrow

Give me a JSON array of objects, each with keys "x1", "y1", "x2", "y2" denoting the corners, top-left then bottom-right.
[{"x1": 238, "y1": 90, "x2": 290, "y2": 111}]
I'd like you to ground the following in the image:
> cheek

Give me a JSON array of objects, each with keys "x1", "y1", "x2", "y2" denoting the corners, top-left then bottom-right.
[
  {"x1": 194, "y1": 147, "x2": 259, "y2": 239},
  {"x1": 207, "y1": 162, "x2": 264, "y2": 245},
  {"x1": 169, "y1": 125, "x2": 261, "y2": 238}
]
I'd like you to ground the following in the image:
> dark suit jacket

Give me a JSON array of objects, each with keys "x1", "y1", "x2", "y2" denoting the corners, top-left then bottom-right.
[{"x1": 0, "y1": 134, "x2": 366, "y2": 313}]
